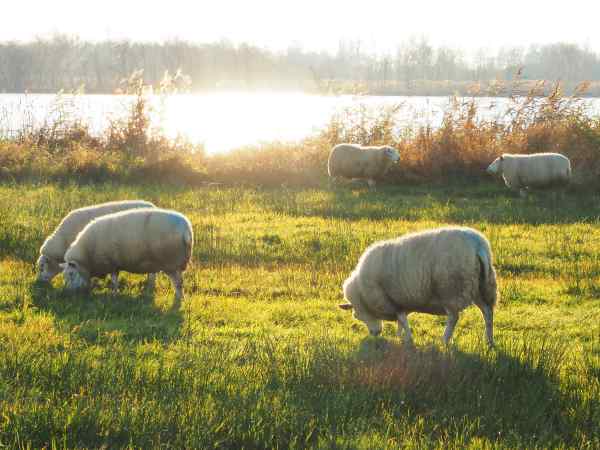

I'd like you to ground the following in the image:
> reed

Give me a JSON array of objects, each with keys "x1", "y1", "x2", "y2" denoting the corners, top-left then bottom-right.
[{"x1": 1, "y1": 74, "x2": 599, "y2": 188}]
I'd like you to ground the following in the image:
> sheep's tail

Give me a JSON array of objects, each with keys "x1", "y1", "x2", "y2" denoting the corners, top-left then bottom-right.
[{"x1": 477, "y1": 246, "x2": 498, "y2": 308}]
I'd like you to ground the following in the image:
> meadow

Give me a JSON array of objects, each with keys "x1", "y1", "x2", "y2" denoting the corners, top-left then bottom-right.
[
  {"x1": 0, "y1": 74, "x2": 599, "y2": 448},
  {"x1": 0, "y1": 180, "x2": 599, "y2": 449}
]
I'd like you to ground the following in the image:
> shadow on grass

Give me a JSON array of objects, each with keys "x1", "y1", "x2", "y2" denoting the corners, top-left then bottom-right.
[
  {"x1": 257, "y1": 182, "x2": 600, "y2": 225},
  {"x1": 280, "y1": 335, "x2": 595, "y2": 447},
  {"x1": 29, "y1": 276, "x2": 184, "y2": 344}
]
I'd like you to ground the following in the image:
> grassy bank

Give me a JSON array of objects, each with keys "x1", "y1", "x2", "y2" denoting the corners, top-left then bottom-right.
[
  {"x1": 2, "y1": 76, "x2": 600, "y2": 189},
  {"x1": 0, "y1": 181, "x2": 599, "y2": 448}
]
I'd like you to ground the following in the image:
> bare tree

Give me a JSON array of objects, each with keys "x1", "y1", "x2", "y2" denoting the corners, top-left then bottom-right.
[{"x1": 0, "y1": 35, "x2": 599, "y2": 93}]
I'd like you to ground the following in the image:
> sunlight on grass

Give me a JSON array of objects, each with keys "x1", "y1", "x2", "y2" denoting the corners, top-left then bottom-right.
[{"x1": 0, "y1": 182, "x2": 598, "y2": 448}]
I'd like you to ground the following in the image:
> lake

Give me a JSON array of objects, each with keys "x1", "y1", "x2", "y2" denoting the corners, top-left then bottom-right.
[{"x1": 1, "y1": 93, "x2": 599, "y2": 154}]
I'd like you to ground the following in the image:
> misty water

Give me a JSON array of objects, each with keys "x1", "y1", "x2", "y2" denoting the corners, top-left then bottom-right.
[{"x1": 2, "y1": 93, "x2": 600, "y2": 154}]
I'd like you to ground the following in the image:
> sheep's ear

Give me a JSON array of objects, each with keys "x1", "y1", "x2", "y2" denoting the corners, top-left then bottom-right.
[{"x1": 338, "y1": 303, "x2": 353, "y2": 310}]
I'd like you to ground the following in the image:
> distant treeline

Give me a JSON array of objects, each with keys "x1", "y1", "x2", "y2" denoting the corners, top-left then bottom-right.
[{"x1": 2, "y1": 35, "x2": 600, "y2": 95}]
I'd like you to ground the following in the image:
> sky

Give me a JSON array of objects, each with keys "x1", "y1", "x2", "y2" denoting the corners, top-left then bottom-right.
[{"x1": 3, "y1": 0, "x2": 600, "y2": 55}]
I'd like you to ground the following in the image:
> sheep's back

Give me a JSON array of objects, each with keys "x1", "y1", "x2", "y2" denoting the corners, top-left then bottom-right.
[
  {"x1": 328, "y1": 145, "x2": 382, "y2": 178},
  {"x1": 356, "y1": 227, "x2": 485, "y2": 315},
  {"x1": 67, "y1": 208, "x2": 191, "y2": 276},
  {"x1": 505, "y1": 153, "x2": 570, "y2": 187},
  {"x1": 42, "y1": 200, "x2": 154, "y2": 259}
]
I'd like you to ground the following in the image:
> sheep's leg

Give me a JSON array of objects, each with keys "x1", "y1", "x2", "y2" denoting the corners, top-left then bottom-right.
[
  {"x1": 167, "y1": 271, "x2": 184, "y2": 303},
  {"x1": 367, "y1": 179, "x2": 376, "y2": 190},
  {"x1": 110, "y1": 272, "x2": 119, "y2": 293},
  {"x1": 476, "y1": 303, "x2": 494, "y2": 347},
  {"x1": 519, "y1": 187, "x2": 527, "y2": 198},
  {"x1": 442, "y1": 310, "x2": 459, "y2": 346},
  {"x1": 146, "y1": 272, "x2": 157, "y2": 291},
  {"x1": 397, "y1": 312, "x2": 413, "y2": 346}
]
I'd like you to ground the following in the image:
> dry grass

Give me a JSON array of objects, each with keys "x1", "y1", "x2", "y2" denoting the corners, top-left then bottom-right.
[
  {"x1": 324, "y1": 81, "x2": 600, "y2": 184},
  {"x1": 1, "y1": 74, "x2": 599, "y2": 187},
  {"x1": 343, "y1": 342, "x2": 456, "y2": 391}
]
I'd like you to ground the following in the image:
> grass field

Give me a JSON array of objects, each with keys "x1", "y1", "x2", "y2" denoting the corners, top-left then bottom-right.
[{"x1": 0, "y1": 180, "x2": 599, "y2": 449}]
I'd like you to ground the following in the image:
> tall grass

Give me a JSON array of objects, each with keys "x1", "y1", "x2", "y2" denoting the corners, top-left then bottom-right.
[
  {"x1": 0, "y1": 71, "x2": 207, "y2": 184},
  {"x1": 323, "y1": 80, "x2": 600, "y2": 183},
  {"x1": 0, "y1": 73, "x2": 600, "y2": 187},
  {"x1": 178, "y1": 79, "x2": 600, "y2": 187}
]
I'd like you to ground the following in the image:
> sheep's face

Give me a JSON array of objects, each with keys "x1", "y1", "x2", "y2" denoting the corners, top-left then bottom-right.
[
  {"x1": 340, "y1": 277, "x2": 383, "y2": 336},
  {"x1": 383, "y1": 147, "x2": 401, "y2": 164},
  {"x1": 486, "y1": 156, "x2": 503, "y2": 175},
  {"x1": 36, "y1": 255, "x2": 61, "y2": 282},
  {"x1": 60, "y1": 261, "x2": 90, "y2": 290}
]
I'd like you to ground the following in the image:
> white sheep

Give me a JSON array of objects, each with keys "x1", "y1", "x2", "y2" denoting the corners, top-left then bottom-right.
[
  {"x1": 339, "y1": 226, "x2": 498, "y2": 347},
  {"x1": 60, "y1": 208, "x2": 193, "y2": 302},
  {"x1": 486, "y1": 153, "x2": 571, "y2": 197},
  {"x1": 328, "y1": 143, "x2": 400, "y2": 188},
  {"x1": 37, "y1": 200, "x2": 156, "y2": 284}
]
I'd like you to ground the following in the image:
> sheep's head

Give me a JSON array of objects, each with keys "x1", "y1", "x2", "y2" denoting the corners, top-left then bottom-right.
[
  {"x1": 36, "y1": 254, "x2": 61, "y2": 282},
  {"x1": 486, "y1": 155, "x2": 504, "y2": 175},
  {"x1": 60, "y1": 260, "x2": 90, "y2": 290},
  {"x1": 339, "y1": 276, "x2": 383, "y2": 336},
  {"x1": 383, "y1": 146, "x2": 401, "y2": 164}
]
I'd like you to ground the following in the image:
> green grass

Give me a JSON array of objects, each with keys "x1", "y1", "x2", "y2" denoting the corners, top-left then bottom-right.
[{"x1": 0, "y1": 180, "x2": 599, "y2": 449}]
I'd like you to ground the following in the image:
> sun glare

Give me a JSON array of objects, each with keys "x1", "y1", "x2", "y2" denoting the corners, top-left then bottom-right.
[{"x1": 161, "y1": 93, "x2": 341, "y2": 154}]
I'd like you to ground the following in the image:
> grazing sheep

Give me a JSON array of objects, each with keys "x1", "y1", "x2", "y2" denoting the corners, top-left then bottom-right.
[
  {"x1": 328, "y1": 143, "x2": 400, "y2": 188},
  {"x1": 37, "y1": 200, "x2": 156, "y2": 284},
  {"x1": 339, "y1": 226, "x2": 498, "y2": 347},
  {"x1": 61, "y1": 208, "x2": 193, "y2": 302},
  {"x1": 486, "y1": 153, "x2": 571, "y2": 197}
]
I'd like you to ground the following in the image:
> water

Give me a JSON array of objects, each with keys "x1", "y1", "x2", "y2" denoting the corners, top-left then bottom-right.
[{"x1": 1, "y1": 93, "x2": 599, "y2": 154}]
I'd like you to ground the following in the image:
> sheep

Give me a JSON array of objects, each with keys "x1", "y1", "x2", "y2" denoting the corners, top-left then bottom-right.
[
  {"x1": 60, "y1": 208, "x2": 193, "y2": 302},
  {"x1": 37, "y1": 200, "x2": 156, "y2": 284},
  {"x1": 338, "y1": 226, "x2": 498, "y2": 347},
  {"x1": 328, "y1": 143, "x2": 400, "y2": 188},
  {"x1": 486, "y1": 153, "x2": 571, "y2": 197}
]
